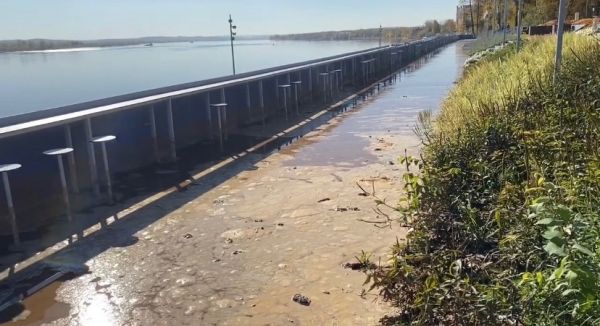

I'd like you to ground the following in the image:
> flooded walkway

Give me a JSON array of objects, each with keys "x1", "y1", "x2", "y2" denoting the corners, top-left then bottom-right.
[{"x1": 0, "y1": 41, "x2": 469, "y2": 326}]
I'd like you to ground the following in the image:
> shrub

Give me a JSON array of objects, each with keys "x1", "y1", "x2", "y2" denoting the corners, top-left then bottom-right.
[{"x1": 368, "y1": 35, "x2": 600, "y2": 325}]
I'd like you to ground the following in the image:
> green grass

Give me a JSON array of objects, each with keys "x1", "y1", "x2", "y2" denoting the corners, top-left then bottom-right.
[{"x1": 367, "y1": 34, "x2": 600, "y2": 325}]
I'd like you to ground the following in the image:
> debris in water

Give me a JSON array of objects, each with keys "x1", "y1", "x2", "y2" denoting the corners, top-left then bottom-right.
[{"x1": 292, "y1": 294, "x2": 311, "y2": 306}]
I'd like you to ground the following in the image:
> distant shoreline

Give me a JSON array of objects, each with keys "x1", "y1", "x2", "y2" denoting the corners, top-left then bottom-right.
[
  {"x1": 0, "y1": 35, "x2": 268, "y2": 53},
  {"x1": 0, "y1": 25, "x2": 444, "y2": 53}
]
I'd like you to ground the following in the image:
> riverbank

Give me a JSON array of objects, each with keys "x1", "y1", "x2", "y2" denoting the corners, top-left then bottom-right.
[{"x1": 369, "y1": 35, "x2": 600, "y2": 325}]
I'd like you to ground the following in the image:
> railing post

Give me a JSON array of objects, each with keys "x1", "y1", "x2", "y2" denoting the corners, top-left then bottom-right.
[
  {"x1": 205, "y1": 93, "x2": 213, "y2": 139},
  {"x1": 166, "y1": 98, "x2": 176, "y2": 162},
  {"x1": 258, "y1": 80, "x2": 265, "y2": 127},
  {"x1": 148, "y1": 105, "x2": 160, "y2": 162},
  {"x1": 220, "y1": 88, "x2": 228, "y2": 141},
  {"x1": 245, "y1": 83, "x2": 252, "y2": 117}
]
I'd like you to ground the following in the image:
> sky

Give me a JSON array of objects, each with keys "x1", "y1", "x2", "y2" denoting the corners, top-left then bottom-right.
[{"x1": 0, "y1": 0, "x2": 456, "y2": 40}]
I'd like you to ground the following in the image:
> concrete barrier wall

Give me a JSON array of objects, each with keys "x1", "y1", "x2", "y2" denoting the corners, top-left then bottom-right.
[{"x1": 0, "y1": 35, "x2": 467, "y2": 233}]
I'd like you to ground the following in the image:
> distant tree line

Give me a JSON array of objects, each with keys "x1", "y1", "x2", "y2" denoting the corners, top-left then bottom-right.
[
  {"x1": 0, "y1": 35, "x2": 265, "y2": 53},
  {"x1": 457, "y1": 0, "x2": 600, "y2": 34},
  {"x1": 271, "y1": 21, "x2": 457, "y2": 43},
  {"x1": 0, "y1": 39, "x2": 86, "y2": 52}
]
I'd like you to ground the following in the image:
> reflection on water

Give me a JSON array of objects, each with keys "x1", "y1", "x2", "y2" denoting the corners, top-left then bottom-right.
[
  {"x1": 285, "y1": 41, "x2": 470, "y2": 167},
  {"x1": 0, "y1": 40, "x2": 378, "y2": 117}
]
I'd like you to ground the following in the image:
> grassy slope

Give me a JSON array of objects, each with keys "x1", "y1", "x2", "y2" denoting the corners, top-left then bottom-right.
[{"x1": 368, "y1": 35, "x2": 600, "y2": 325}]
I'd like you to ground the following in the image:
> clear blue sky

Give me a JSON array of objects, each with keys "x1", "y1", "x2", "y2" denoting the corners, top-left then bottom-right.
[{"x1": 0, "y1": 0, "x2": 456, "y2": 40}]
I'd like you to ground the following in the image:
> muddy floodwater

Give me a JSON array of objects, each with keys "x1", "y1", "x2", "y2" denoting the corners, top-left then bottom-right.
[{"x1": 0, "y1": 41, "x2": 469, "y2": 325}]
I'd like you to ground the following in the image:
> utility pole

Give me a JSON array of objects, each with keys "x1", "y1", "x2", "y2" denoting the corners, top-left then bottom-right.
[
  {"x1": 554, "y1": 0, "x2": 568, "y2": 84},
  {"x1": 379, "y1": 25, "x2": 383, "y2": 47},
  {"x1": 228, "y1": 14, "x2": 237, "y2": 75},
  {"x1": 516, "y1": 0, "x2": 523, "y2": 52},
  {"x1": 502, "y1": 0, "x2": 509, "y2": 44}
]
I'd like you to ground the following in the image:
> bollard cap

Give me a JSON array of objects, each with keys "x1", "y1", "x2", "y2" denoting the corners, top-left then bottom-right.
[
  {"x1": 0, "y1": 164, "x2": 21, "y2": 172},
  {"x1": 91, "y1": 135, "x2": 117, "y2": 143},
  {"x1": 43, "y1": 148, "x2": 73, "y2": 156}
]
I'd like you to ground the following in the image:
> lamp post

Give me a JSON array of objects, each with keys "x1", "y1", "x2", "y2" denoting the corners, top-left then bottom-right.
[{"x1": 229, "y1": 14, "x2": 237, "y2": 75}]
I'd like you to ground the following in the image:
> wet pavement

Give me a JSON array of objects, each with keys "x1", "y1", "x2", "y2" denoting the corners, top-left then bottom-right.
[{"x1": 0, "y1": 41, "x2": 469, "y2": 325}]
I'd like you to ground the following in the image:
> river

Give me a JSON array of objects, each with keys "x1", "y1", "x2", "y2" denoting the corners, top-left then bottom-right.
[{"x1": 0, "y1": 40, "x2": 379, "y2": 118}]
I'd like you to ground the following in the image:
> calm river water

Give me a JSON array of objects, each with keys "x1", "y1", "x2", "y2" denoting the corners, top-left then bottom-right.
[{"x1": 0, "y1": 40, "x2": 379, "y2": 118}]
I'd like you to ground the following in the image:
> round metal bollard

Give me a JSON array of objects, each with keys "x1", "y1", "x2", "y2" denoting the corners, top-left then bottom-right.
[
  {"x1": 210, "y1": 103, "x2": 228, "y2": 152},
  {"x1": 0, "y1": 163, "x2": 22, "y2": 246},
  {"x1": 43, "y1": 148, "x2": 74, "y2": 222},
  {"x1": 91, "y1": 135, "x2": 116, "y2": 205}
]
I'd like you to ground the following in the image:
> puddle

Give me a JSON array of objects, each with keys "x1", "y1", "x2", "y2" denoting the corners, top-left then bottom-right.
[{"x1": 0, "y1": 281, "x2": 70, "y2": 326}]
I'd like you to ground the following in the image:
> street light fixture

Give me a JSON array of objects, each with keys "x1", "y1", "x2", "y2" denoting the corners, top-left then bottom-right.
[{"x1": 229, "y1": 14, "x2": 237, "y2": 75}]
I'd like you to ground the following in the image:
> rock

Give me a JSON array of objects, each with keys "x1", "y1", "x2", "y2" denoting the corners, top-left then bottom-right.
[
  {"x1": 292, "y1": 294, "x2": 311, "y2": 306},
  {"x1": 183, "y1": 233, "x2": 193, "y2": 239}
]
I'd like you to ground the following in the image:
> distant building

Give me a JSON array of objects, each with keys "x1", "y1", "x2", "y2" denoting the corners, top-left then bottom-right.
[{"x1": 457, "y1": 5, "x2": 473, "y2": 33}]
